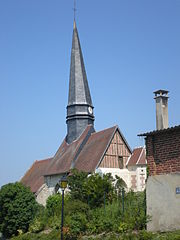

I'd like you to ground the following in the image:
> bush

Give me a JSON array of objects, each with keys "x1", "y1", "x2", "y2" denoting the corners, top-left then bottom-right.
[
  {"x1": 68, "y1": 170, "x2": 115, "y2": 208},
  {"x1": 46, "y1": 194, "x2": 62, "y2": 217},
  {"x1": 0, "y1": 182, "x2": 37, "y2": 238},
  {"x1": 65, "y1": 212, "x2": 88, "y2": 239},
  {"x1": 29, "y1": 204, "x2": 47, "y2": 233}
]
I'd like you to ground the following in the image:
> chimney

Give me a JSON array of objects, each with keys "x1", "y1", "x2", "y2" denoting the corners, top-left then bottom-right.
[{"x1": 154, "y1": 90, "x2": 169, "y2": 130}]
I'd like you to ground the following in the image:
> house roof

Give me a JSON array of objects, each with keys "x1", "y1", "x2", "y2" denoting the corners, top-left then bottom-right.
[
  {"x1": 138, "y1": 125, "x2": 180, "y2": 137},
  {"x1": 21, "y1": 158, "x2": 52, "y2": 193},
  {"x1": 127, "y1": 147, "x2": 146, "y2": 166}
]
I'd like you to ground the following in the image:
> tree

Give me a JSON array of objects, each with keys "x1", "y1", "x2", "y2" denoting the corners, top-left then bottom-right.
[
  {"x1": 0, "y1": 182, "x2": 37, "y2": 237},
  {"x1": 68, "y1": 169, "x2": 88, "y2": 202},
  {"x1": 85, "y1": 173, "x2": 115, "y2": 207},
  {"x1": 68, "y1": 169, "x2": 115, "y2": 208}
]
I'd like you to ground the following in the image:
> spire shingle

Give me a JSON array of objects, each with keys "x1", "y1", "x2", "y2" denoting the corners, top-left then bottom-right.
[{"x1": 66, "y1": 21, "x2": 95, "y2": 144}]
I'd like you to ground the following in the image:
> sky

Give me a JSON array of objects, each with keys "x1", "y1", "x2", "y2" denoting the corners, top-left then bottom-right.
[{"x1": 0, "y1": 0, "x2": 180, "y2": 187}]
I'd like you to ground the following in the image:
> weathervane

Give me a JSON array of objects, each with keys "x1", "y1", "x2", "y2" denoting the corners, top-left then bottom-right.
[{"x1": 73, "y1": 0, "x2": 77, "y2": 20}]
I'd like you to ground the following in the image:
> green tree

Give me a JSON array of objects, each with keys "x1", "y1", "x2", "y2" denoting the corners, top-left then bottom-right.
[
  {"x1": 46, "y1": 194, "x2": 62, "y2": 217},
  {"x1": 68, "y1": 169, "x2": 88, "y2": 202},
  {"x1": 0, "y1": 182, "x2": 37, "y2": 237},
  {"x1": 85, "y1": 173, "x2": 115, "y2": 207},
  {"x1": 68, "y1": 169, "x2": 115, "y2": 208}
]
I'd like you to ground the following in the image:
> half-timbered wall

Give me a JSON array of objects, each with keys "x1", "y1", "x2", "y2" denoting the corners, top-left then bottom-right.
[{"x1": 99, "y1": 130, "x2": 131, "y2": 168}]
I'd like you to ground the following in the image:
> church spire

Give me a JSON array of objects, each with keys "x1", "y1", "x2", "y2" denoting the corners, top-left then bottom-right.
[{"x1": 66, "y1": 21, "x2": 95, "y2": 144}]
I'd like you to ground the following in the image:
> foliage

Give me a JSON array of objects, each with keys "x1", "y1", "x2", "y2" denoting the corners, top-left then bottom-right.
[
  {"x1": 11, "y1": 229, "x2": 180, "y2": 240},
  {"x1": 0, "y1": 182, "x2": 38, "y2": 238},
  {"x1": 29, "y1": 205, "x2": 47, "y2": 233},
  {"x1": 65, "y1": 199, "x2": 90, "y2": 216},
  {"x1": 46, "y1": 194, "x2": 62, "y2": 217},
  {"x1": 65, "y1": 212, "x2": 88, "y2": 239},
  {"x1": 84, "y1": 173, "x2": 115, "y2": 208},
  {"x1": 68, "y1": 169, "x2": 89, "y2": 202},
  {"x1": 68, "y1": 169, "x2": 115, "y2": 208}
]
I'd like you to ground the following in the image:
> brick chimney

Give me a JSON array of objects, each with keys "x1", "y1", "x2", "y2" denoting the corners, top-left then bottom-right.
[{"x1": 154, "y1": 90, "x2": 169, "y2": 130}]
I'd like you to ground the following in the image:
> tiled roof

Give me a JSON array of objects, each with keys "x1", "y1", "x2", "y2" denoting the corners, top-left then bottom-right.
[
  {"x1": 138, "y1": 125, "x2": 180, "y2": 137},
  {"x1": 74, "y1": 126, "x2": 117, "y2": 172},
  {"x1": 21, "y1": 125, "x2": 131, "y2": 193},
  {"x1": 21, "y1": 158, "x2": 52, "y2": 193},
  {"x1": 45, "y1": 125, "x2": 95, "y2": 175},
  {"x1": 127, "y1": 147, "x2": 146, "y2": 166}
]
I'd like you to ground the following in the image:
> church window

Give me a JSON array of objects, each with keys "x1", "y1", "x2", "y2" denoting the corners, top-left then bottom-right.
[{"x1": 118, "y1": 156, "x2": 124, "y2": 169}]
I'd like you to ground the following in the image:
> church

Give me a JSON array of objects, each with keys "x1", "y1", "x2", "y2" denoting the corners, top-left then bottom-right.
[{"x1": 21, "y1": 21, "x2": 146, "y2": 205}]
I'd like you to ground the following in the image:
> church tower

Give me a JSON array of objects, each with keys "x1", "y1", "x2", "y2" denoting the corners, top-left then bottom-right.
[{"x1": 66, "y1": 21, "x2": 95, "y2": 144}]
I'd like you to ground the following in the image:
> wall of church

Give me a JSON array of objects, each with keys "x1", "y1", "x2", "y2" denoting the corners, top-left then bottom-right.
[
  {"x1": 36, "y1": 183, "x2": 53, "y2": 206},
  {"x1": 96, "y1": 167, "x2": 131, "y2": 189},
  {"x1": 99, "y1": 131, "x2": 131, "y2": 168},
  {"x1": 36, "y1": 174, "x2": 63, "y2": 205}
]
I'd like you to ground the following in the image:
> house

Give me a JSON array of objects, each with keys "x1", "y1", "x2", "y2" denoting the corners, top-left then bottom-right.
[
  {"x1": 139, "y1": 90, "x2": 180, "y2": 232},
  {"x1": 21, "y1": 21, "x2": 146, "y2": 205}
]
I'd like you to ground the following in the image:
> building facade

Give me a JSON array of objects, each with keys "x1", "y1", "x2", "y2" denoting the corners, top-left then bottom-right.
[
  {"x1": 21, "y1": 21, "x2": 146, "y2": 205},
  {"x1": 139, "y1": 90, "x2": 180, "y2": 232}
]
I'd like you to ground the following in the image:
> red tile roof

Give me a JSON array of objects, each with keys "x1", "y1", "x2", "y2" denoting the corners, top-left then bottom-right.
[
  {"x1": 21, "y1": 158, "x2": 52, "y2": 193},
  {"x1": 127, "y1": 147, "x2": 146, "y2": 166}
]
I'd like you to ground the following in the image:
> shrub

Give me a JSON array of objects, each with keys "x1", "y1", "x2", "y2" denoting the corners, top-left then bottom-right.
[
  {"x1": 0, "y1": 182, "x2": 37, "y2": 238},
  {"x1": 46, "y1": 194, "x2": 62, "y2": 217},
  {"x1": 65, "y1": 212, "x2": 88, "y2": 239}
]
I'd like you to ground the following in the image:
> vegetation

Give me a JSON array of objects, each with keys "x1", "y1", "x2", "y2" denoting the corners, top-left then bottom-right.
[
  {"x1": 1, "y1": 170, "x2": 179, "y2": 240},
  {"x1": 0, "y1": 182, "x2": 38, "y2": 238},
  {"x1": 11, "y1": 229, "x2": 180, "y2": 240}
]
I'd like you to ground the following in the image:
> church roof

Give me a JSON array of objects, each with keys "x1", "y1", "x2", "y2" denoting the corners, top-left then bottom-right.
[
  {"x1": 21, "y1": 158, "x2": 52, "y2": 193},
  {"x1": 68, "y1": 21, "x2": 93, "y2": 106},
  {"x1": 21, "y1": 125, "x2": 123, "y2": 193},
  {"x1": 73, "y1": 126, "x2": 117, "y2": 172},
  {"x1": 45, "y1": 125, "x2": 95, "y2": 175},
  {"x1": 127, "y1": 147, "x2": 146, "y2": 166}
]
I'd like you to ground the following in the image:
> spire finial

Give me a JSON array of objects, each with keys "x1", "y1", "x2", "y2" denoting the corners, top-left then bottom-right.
[{"x1": 73, "y1": 0, "x2": 77, "y2": 21}]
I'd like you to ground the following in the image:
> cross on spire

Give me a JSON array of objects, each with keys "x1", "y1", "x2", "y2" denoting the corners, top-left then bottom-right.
[{"x1": 73, "y1": 0, "x2": 77, "y2": 21}]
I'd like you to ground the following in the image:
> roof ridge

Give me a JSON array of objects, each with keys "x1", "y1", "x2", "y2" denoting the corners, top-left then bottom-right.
[
  {"x1": 20, "y1": 161, "x2": 37, "y2": 182},
  {"x1": 91, "y1": 125, "x2": 117, "y2": 135},
  {"x1": 36, "y1": 157, "x2": 53, "y2": 163},
  {"x1": 71, "y1": 125, "x2": 95, "y2": 169}
]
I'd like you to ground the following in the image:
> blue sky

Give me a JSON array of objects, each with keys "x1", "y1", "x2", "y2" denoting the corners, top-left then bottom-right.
[{"x1": 0, "y1": 0, "x2": 180, "y2": 187}]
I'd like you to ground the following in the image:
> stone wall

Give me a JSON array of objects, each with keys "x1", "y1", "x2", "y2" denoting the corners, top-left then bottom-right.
[
  {"x1": 147, "y1": 173, "x2": 180, "y2": 232},
  {"x1": 36, "y1": 174, "x2": 63, "y2": 205}
]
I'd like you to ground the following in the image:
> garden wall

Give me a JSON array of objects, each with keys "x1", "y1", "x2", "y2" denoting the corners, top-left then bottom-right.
[{"x1": 147, "y1": 173, "x2": 180, "y2": 232}]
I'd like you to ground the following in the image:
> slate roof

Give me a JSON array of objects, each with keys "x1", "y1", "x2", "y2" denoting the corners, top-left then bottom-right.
[
  {"x1": 21, "y1": 158, "x2": 52, "y2": 193},
  {"x1": 68, "y1": 21, "x2": 93, "y2": 106},
  {"x1": 127, "y1": 147, "x2": 146, "y2": 166}
]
